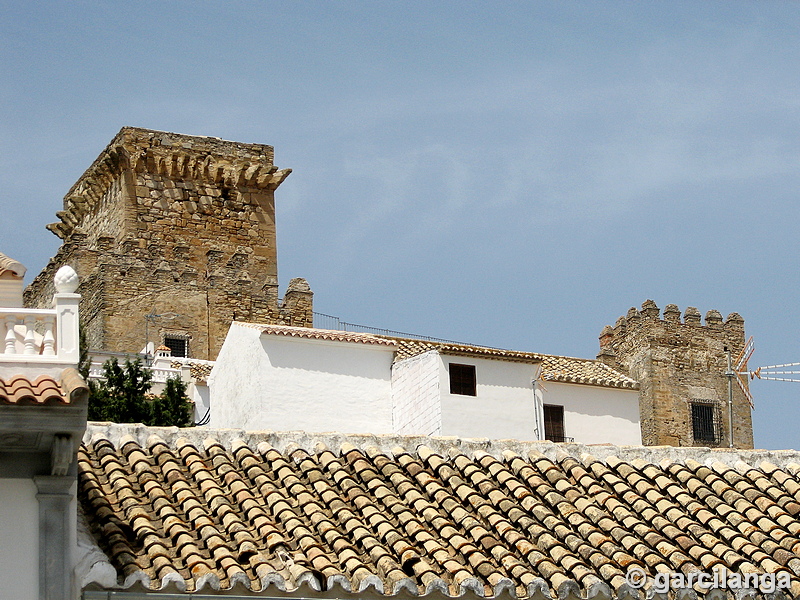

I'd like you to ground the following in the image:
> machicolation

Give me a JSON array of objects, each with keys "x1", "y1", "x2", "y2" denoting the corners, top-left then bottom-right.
[{"x1": 25, "y1": 127, "x2": 312, "y2": 360}]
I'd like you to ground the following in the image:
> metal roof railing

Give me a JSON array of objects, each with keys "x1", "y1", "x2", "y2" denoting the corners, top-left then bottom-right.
[{"x1": 312, "y1": 312, "x2": 470, "y2": 345}]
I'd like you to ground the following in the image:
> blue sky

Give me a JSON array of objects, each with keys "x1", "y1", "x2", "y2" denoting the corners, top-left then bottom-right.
[{"x1": 2, "y1": 2, "x2": 799, "y2": 449}]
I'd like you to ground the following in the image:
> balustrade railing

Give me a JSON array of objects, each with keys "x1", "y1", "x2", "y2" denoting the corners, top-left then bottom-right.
[
  {"x1": 0, "y1": 265, "x2": 81, "y2": 365},
  {"x1": 1, "y1": 308, "x2": 58, "y2": 356},
  {"x1": 88, "y1": 364, "x2": 182, "y2": 384}
]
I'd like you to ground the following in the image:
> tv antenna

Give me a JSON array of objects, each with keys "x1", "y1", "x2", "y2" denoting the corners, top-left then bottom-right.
[
  {"x1": 725, "y1": 336, "x2": 800, "y2": 447},
  {"x1": 750, "y1": 363, "x2": 800, "y2": 383},
  {"x1": 725, "y1": 337, "x2": 754, "y2": 448}
]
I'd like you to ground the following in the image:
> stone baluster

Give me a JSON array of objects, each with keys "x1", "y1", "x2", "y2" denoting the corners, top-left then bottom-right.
[
  {"x1": 23, "y1": 314, "x2": 37, "y2": 354},
  {"x1": 4, "y1": 314, "x2": 17, "y2": 354},
  {"x1": 42, "y1": 314, "x2": 56, "y2": 356}
]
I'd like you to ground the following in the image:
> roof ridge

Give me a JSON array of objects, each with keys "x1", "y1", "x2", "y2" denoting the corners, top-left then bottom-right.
[
  {"x1": 236, "y1": 322, "x2": 398, "y2": 346},
  {"x1": 84, "y1": 422, "x2": 799, "y2": 469},
  {"x1": 0, "y1": 251, "x2": 26, "y2": 277}
]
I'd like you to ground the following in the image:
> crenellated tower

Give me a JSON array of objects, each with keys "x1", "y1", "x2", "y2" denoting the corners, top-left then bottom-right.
[
  {"x1": 598, "y1": 300, "x2": 753, "y2": 448},
  {"x1": 25, "y1": 127, "x2": 313, "y2": 360}
]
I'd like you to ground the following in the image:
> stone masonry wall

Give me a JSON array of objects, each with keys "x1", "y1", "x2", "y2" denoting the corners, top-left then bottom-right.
[
  {"x1": 597, "y1": 300, "x2": 753, "y2": 448},
  {"x1": 25, "y1": 127, "x2": 312, "y2": 360}
]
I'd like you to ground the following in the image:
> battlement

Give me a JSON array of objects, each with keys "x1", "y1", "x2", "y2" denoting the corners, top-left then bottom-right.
[
  {"x1": 600, "y1": 300, "x2": 745, "y2": 356},
  {"x1": 598, "y1": 299, "x2": 753, "y2": 449}
]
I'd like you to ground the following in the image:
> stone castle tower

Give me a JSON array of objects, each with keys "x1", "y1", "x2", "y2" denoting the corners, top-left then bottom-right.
[
  {"x1": 597, "y1": 300, "x2": 754, "y2": 448},
  {"x1": 25, "y1": 127, "x2": 312, "y2": 360}
]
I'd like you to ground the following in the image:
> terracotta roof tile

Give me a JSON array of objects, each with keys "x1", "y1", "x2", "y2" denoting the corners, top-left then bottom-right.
[
  {"x1": 538, "y1": 355, "x2": 638, "y2": 389},
  {"x1": 170, "y1": 359, "x2": 214, "y2": 382},
  {"x1": 0, "y1": 251, "x2": 25, "y2": 278},
  {"x1": 0, "y1": 368, "x2": 88, "y2": 404},
  {"x1": 79, "y1": 426, "x2": 800, "y2": 598},
  {"x1": 240, "y1": 322, "x2": 398, "y2": 348}
]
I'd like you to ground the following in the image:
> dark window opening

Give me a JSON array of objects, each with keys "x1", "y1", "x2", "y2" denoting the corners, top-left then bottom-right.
[
  {"x1": 691, "y1": 402, "x2": 719, "y2": 444},
  {"x1": 449, "y1": 363, "x2": 476, "y2": 396},
  {"x1": 544, "y1": 404, "x2": 571, "y2": 442},
  {"x1": 163, "y1": 335, "x2": 189, "y2": 358}
]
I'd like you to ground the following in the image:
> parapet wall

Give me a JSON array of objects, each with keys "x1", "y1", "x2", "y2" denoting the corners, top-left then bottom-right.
[
  {"x1": 599, "y1": 299, "x2": 745, "y2": 368},
  {"x1": 598, "y1": 300, "x2": 753, "y2": 448},
  {"x1": 45, "y1": 127, "x2": 289, "y2": 242}
]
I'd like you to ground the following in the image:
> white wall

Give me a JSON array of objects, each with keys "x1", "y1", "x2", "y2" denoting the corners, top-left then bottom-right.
[
  {"x1": 0, "y1": 479, "x2": 38, "y2": 600},
  {"x1": 190, "y1": 382, "x2": 210, "y2": 424},
  {"x1": 439, "y1": 356, "x2": 540, "y2": 441},
  {"x1": 209, "y1": 325, "x2": 395, "y2": 433},
  {"x1": 0, "y1": 274, "x2": 24, "y2": 308},
  {"x1": 392, "y1": 351, "x2": 441, "y2": 435},
  {"x1": 209, "y1": 325, "x2": 641, "y2": 443},
  {"x1": 538, "y1": 381, "x2": 641, "y2": 445}
]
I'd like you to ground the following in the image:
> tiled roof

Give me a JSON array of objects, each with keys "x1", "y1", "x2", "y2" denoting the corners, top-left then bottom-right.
[
  {"x1": 243, "y1": 323, "x2": 399, "y2": 347},
  {"x1": 394, "y1": 338, "x2": 546, "y2": 363},
  {"x1": 0, "y1": 251, "x2": 25, "y2": 278},
  {"x1": 0, "y1": 368, "x2": 88, "y2": 405},
  {"x1": 171, "y1": 359, "x2": 214, "y2": 383},
  {"x1": 393, "y1": 339, "x2": 638, "y2": 390},
  {"x1": 80, "y1": 425, "x2": 800, "y2": 598},
  {"x1": 539, "y1": 355, "x2": 638, "y2": 389}
]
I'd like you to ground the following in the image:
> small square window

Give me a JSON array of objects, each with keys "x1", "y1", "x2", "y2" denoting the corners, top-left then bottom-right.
[
  {"x1": 543, "y1": 404, "x2": 567, "y2": 442},
  {"x1": 163, "y1": 335, "x2": 189, "y2": 358},
  {"x1": 449, "y1": 363, "x2": 476, "y2": 396},
  {"x1": 691, "y1": 402, "x2": 718, "y2": 444}
]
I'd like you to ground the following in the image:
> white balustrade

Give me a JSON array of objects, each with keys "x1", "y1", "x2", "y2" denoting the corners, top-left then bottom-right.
[
  {"x1": 150, "y1": 367, "x2": 182, "y2": 383},
  {"x1": 86, "y1": 364, "x2": 181, "y2": 383},
  {"x1": 23, "y1": 314, "x2": 37, "y2": 354},
  {"x1": 4, "y1": 314, "x2": 16, "y2": 354},
  {"x1": 1, "y1": 309, "x2": 58, "y2": 356},
  {"x1": 42, "y1": 314, "x2": 56, "y2": 356},
  {"x1": 0, "y1": 265, "x2": 81, "y2": 366}
]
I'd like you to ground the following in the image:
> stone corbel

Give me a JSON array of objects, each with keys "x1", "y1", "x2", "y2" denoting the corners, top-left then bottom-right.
[{"x1": 51, "y1": 434, "x2": 73, "y2": 477}]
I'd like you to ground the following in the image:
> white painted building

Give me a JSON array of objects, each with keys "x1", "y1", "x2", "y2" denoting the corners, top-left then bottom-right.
[
  {"x1": 209, "y1": 323, "x2": 398, "y2": 432},
  {"x1": 209, "y1": 323, "x2": 641, "y2": 444},
  {"x1": 534, "y1": 381, "x2": 641, "y2": 445}
]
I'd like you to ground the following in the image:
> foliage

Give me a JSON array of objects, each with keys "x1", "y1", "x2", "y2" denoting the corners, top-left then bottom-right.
[
  {"x1": 150, "y1": 377, "x2": 193, "y2": 427},
  {"x1": 88, "y1": 358, "x2": 152, "y2": 423},
  {"x1": 78, "y1": 325, "x2": 91, "y2": 380},
  {"x1": 88, "y1": 357, "x2": 194, "y2": 427}
]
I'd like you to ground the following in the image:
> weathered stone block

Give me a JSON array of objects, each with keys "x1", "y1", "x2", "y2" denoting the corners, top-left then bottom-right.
[
  {"x1": 25, "y1": 127, "x2": 312, "y2": 360},
  {"x1": 598, "y1": 299, "x2": 753, "y2": 449}
]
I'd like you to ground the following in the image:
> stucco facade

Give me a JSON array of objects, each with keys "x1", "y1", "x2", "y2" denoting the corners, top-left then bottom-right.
[
  {"x1": 438, "y1": 355, "x2": 541, "y2": 441},
  {"x1": 535, "y1": 381, "x2": 641, "y2": 445},
  {"x1": 0, "y1": 479, "x2": 39, "y2": 600},
  {"x1": 209, "y1": 323, "x2": 397, "y2": 433},
  {"x1": 391, "y1": 350, "x2": 441, "y2": 435},
  {"x1": 209, "y1": 324, "x2": 642, "y2": 444},
  {"x1": 0, "y1": 255, "x2": 89, "y2": 600}
]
